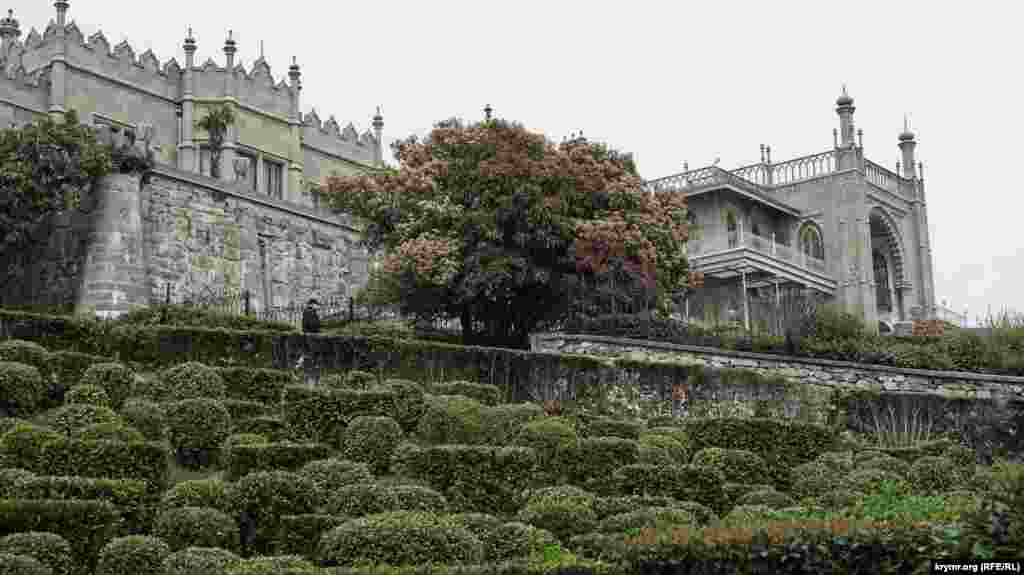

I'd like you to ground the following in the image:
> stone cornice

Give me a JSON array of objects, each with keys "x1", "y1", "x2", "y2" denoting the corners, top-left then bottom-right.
[{"x1": 530, "y1": 332, "x2": 1024, "y2": 384}]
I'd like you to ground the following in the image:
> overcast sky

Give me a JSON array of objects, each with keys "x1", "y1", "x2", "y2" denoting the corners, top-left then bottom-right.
[{"x1": 12, "y1": 0, "x2": 1022, "y2": 326}]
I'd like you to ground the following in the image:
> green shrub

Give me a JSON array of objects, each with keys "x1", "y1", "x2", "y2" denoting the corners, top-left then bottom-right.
[
  {"x1": 34, "y1": 437, "x2": 168, "y2": 494},
  {"x1": 343, "y1": 370, "x2": 377, "y2": 390},
  {"x1": 571, "y1": 437, "x2": 638, "y2": 494},
  {"x1": 228, "y1": 471, "x2": 319, "y2": 556},
  {"x1": 224, "y1": 555, "x2": 315, "y2": 575},
  {"x1": 72, "y1": 422, "x2": 144, "y2": 443},
  {"x1": 63, "y1": 384, "x2": 110, "y2": 408},
  {"x1": 48, "y1": 351, "x2": 110, "y2": 395},
  {"x1": 325, "y1": 483, "x2": 447, "y2": 517},
  {"x1": 40, "y1": 404, "x2": 122, "y2": 436},
  {"x1": 480, "y1": 403, "x2": 544, "y2": 445},
  {"x1": 0, "y1": 340, "x2": 49, "y2": 372},
  {"x1": 790, "y1": 461, "x2": 843, "y2": 499},
  {"x1": 282, "y1": 386, "x2": 394, "y2": 447},
  {"x1": 512, "y1": 417, "x2": 578, "y2": 483},
  {"x1": 737, "y1": 489, "x2": 796, "y2": 509},
  {"x1": 860, "y1": 454, "x2": 912, "y2": 478},
  {"x1": 888, "y1": 342, "x2": 956, "y2": 370},
  {"x1": 95, "y1": 535, "x2": 171, "y2": 575},
  {"x1": 585, "y1": 418, "x2": 642, "y2": 440},
  {"x1": 138, "y1": 362, "x2": 225, "y2": 401},
  {"x1": 592, "y1": 495, "x2": 682, "y2": 520},
  {"x1": 0, "y1": 499, "x2": 121, "y2": 575},
  {"x1": 223, "y1": 433, "x2": 268, "y2": 450},
  {"x1": 0, "y1": 423, "x2": 62, "y2": 470},
  {"x1": 0, "y1": 468, "x2": 34, "y2": 497},
  {"x1": 598, "y1": 507, "x2": 696, "y2": 534},
  {"x1": 272, "y1": 514, "x2": 347, "y2": 560},
  {"x1": 317, "y1": 511, "x2": 484, "y2": 566},
  {"x1": 415, "y1": 395, "x2": 484, "y2": 445},
  {"x1": 80, "y1": 364, "x2": 134, "y2": 410},
  {"x1": 813, "y1": 451, "x2": 855, "y2": 473},
  {"x1": 246, "y1": 416, "x2": 287, "y2": 441},
  {"x1": 0, "y1": 532, "x2": 73, "y2": 575},
  {"x1": 0, "y1": 553, "x2": 51, "y2": 575},
  {"x1": 959, "y1": 460, "x2": 1024, "y2": 559},
  {"x1": 298, "y1": 458, "x2": 374, "y2": 505},
  {"x1": 486, "y1": 522, "x2": 559, "y2": 562},
  {"x1": 161, "y1": 547, "x2": 240, "y2": 575},
  {"x1": 222, "y1": 400, "x2": 271, "y2": 428},
  {"x1": 943, "y1": 443, "x2": 977, "y2": 468},
  {"x1": 225, "y1": 442, "x2": 333, "y2": 481},
  {"x1": 7, "y1": 476, "x2": 146, "y2": 512},
  {"x1": 670, "y1": 501, "x2": 719, "y2": 526},
  {"x1": 642, "y1": 426, "x2": 690, "y2": 448},
  {"x1": 815, "y1": 488, "x2": 865, "y2": 511},
  {"x1": 566, "y1": 532, "x2": 626, "y2": 564},
  {"x1": 118, "y1": 399, "x2": 164, "y2": 441},
  {"x1": 804, "y1": 305, "x2": 867, "y2": 341},
  {"x1": 215, "y1": 367, "x2": 291, "y2": 405},
  {"x1": 0, "y1": 362, "x2": 46, "y2": 417},
  {"x1": 429, "y1": 381, "x2": 502, "y2": 406},
  {"x1": 612, "y1": 464, "x2": 728, "y2": 514},
  {"x1": 165, "y1": 398, "x2": 231, "y2": 452},
  {"x1": 637, "y1": 433, "x2": 688, "y2": 465},
  {"x1": 718, "y1": 504, "x2": 776, "y2": 528},
  {"x1": 909, "y1": 455, "x2": 963, "y2": 494},
  {"x1": 379, "y1": 379, "x2": 426, "y2": 433},
  {"x1": 846, "y1": 468, "x2": 911, "y2": 495},
  {"x1": 161, "y1": 479, "x2": 233, "y2": 513},
  {"x1": 942, "y1": 330, "x2": 992, "y2": 371},
  {"x1": 691, "y1": 447, "x2": 768, "y2": 485},
  {"x1": 153, "y1": 506, "x2": 239, "y2": 552},
  {"x1": 516, "y1": 495, "x2": 596, "y2": 542},
  {"x1": 722, "y1": 483, "x2": 775, "y2": 503},
  {"x1": 341, "y1": 416, "x2": 404, "y2": 474},
  {"x1": 319, "y1": 373, "x2": 348, "y2": 391}
]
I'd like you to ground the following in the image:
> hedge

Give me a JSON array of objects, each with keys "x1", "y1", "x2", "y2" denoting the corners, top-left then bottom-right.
[
  {"x1": 161, "y1": 547, "x2": 240, "y2": 575},
  {"x1": 153, "y1": 506, "x2": 239, "y2": 552},
  {"x1": 612, "y1": 464, "x2": 728, "y2": 515},
  {"x1": 0, "y1": 532, "x2": 73, "y2": 575},
  {"x1": 228, "y1": 471, "x2": 319, "y2": 556},
  {"x1": 160, "y1": 479, "x2": 233, "y2": 514},
  {"x1": 95, "y1": 535, "x2": 171, "y2": 575},
  {"x1": 0, "y1": 499, "x2": 121, "y2": 575},
  {"x1": 317, "y1": 511, "x2": 485, "y2": 567},
  {"x1": 272, "y1": 514, "x2": 347, "y2": 560},
  {"x1": 324, "y1": 483, "x2": 448, "y2": 517},
  {"x1": 0, "y1": 362, "x2": 46, "y2": 417},
  {"x1": 283, "y1": 386, "x2": 395, "y2": 447},
  {"x1": 79, "y1": 364, "x2": 134, "y2": 410},
  {"x1": 215, "y1": 367, "x2": 292, "y2": 405},
  {"x1": 225, "y1": 442, "x2": 333, "y2": 481},
  {"x1": 35, "y1": 438, "x2": 169, "y2": 494},
  {"x1": 5, "y1": 476, "x2": 149, "y2": 533}
]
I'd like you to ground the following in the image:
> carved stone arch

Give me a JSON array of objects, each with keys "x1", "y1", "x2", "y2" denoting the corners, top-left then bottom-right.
[
  {"x1": 868, "y1": 205, "x2": 905, "y2": 288},
  {"x1": 797, "y1": 219, "x2": 825, "y2": 260}
]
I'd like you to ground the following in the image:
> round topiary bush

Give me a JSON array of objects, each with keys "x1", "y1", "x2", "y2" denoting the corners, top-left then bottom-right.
[
  {"x1": 723, "y1": 483, "x2": 776, "y2": 503},
  {"x1": 790, "y1": 461, "x2": 843, "y2": 500},
  {"x1": 224, "y1": 555, "x2": 315, "y2": 575},
  {"x1": 486, "y1": 522, "x2": 559, "y2": 562},
  {"x1": 854, "y1": 450, "x2": 887, "y2": 465},
  {"x1": 593, "y1": 495, "x2": 682, "y2": 520},
  {"x1": 298, "y1": 458, "x2": 374, "y2": 505},
  {"x1": 0, "y1": 362, "x2": 46, "y2": 418},
  {"x1": 0, "y1": 423, "x2": 61, "y2": 471},
  {"x1": 222, "y1": 433, "x2": 267, "y2": 452},
  {"x1": 815, "y1": 488, "x2": 864, "y2": 511},
  {"x1": 909, "y1": 456, "x2": 962, "y2": 494},
  {"x1": 63, "y1": 384, "x2": 110, "y2": 407},
  {"x1": 845, "y1": 468, "x2": 910, "y2": 496},
  {"x1": 343, "y1": 370, "x2": 377, "y2": 390},
  {"x1": 318, "y1": 511, "x2": 484, "y2": 566},
  {"x1": 512, "y1": 417, "x2": 578, "y2": 482},
  {"x1": 859, "y1": 454, "x2": 912, "y2": 479},
  {"x1": 325, "y1": 483, "x2": 447, "y2": 517},
  {"x1": 161, "y1": 547, "x2": 240, "y2": 575},
  {"x1": 229, "y1": 471, "x2": 318, "y2": 554},
  {"x1": 0, "y1": 532, "x2": 73, "y2": 575},
  {"x1": 80, "y1": 363, "x2": 135, "y2": 410},
  {"x1": 154, "y1": 506, "x2": 239, "y2": 552},
  {"x1": 598, "y1": 507, "x2": 697, "y2": 534},
  {"x1": 40, "y1": 404, "x2": 122, "y2": 436},
  {"x1": 0, "y1": 340, "x2": 49, "y2": 372},
  {"x1": 72, "y1": 422, "x2": 144, "y2": 443},
  {"x1": 164, "y1": 399, "x2": 231, "y2": 469},
  {"x1": 96, "y1": 535, "x2": 171, "y2": 575},
  {"x1": 691, "y1": 447, "x2": 768, "y2": 485},
  {"x1": 585, "y1": 418, "x2": 642, "y2": 441},
  {"x1": 429, "y1": 381, "x2": 502, "y2": 406},
  {"x1": 118, "y1": 399, "x2": 165, "y2": 441},
  {"x1": 943, "y1": 443, "x2": 977, "y2": 468},
  {"x1": 737, "y1": 489, "x2": 797, "y2": 509},
  {"x1": 0, "y1": 468, "x2": 34, "y2": 497},
  {"x1": 516, "y1": 485, "x2": 598, "y2": 542},
  {"x1": 381, "y1": 379, "x2": 427, "y2": 433},
  {"x1": 415, "y1": 395, "x2": 484, "y2": 445},
  {"x1": 341, "y1": 416, "x2": 404, "y2": 475},
  {"x1": 813, "y1": 451, "x2": 855, "y2": 473},
  {"x1": 161, "y1": 479, "x2": 233, "y2": 513},
  {"x1": 719, "y1": 504, "x2": 776, "y2": 528},
  {"x1": 637, "y1": 433, "x2": 688, "y2": 466},
  {"x1": 481, "y1": 403, "x2": 544, "y2": 445},
  {"x1": 148, "y1": 362, "x2": 226, "y2": 401},
  {"x1": 0, "y1": 552, "x2": 52, "y2": 575},
  {"x1": 319, "y1": 374, "x2": 348, "y2": 390}
]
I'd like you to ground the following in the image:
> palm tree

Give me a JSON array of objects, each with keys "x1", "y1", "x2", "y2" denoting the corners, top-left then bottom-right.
[{"x1": 196, "y1": 105, "x2": 235, "y2": 178}]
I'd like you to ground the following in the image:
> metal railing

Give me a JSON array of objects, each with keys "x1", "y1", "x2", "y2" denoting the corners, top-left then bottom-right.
[
  {"x1": 730, "y1": 149, "x2": 837, "y2": 188},
  {"x1": 688, "y1": 228, "x2": 827, "y2": 274}
]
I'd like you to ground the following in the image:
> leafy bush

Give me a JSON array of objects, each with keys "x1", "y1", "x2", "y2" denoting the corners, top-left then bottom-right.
[
  {"x1": 246, "y1": 416, "x2": 287, "y2": 442},
  {"x1": 585, "y1": 417, "x2": 641, "y2": 440},
  {"x1": 161, "y1": 547, "x2": 240, "y2": 575},
  {"x1": 718, "y1": 504, "x2": 776, "y2": 528},
  {"x1": 813, "y1": 451, "x2": 855, "y2": 473},
  {"x1": 598, "y1": 507, "x2": 696, "y2": 534},
  {"x1": 415, "y1": 395, "x2": 484, "y2": 445},
  {"x1": 958, "y1": 461, "x2": 1024, "y2": 559},
  {"x1": 298, "y1": 458, "x2": 374, "y2": 505},
  {"x1": 341, "y1": 416, "x2": 404, "y2": 474},
  {"x1": 815, "y1": 488, "x2": 865, "y2": 511},
  {"x1": 282, "y1": 386, "x2": 394, "y2": 447},
  {"x1": 272, "y1": 514, "x2": 347, "y2": 560},
  {"x1": 480, "y1": 403, "x2": 544, "y2": 446},
  {"x1": 0, "y1": 552, "x2": 52, "y2": 575},
  {"x1": 0, "y1": 468, "x2": 34, "y2": 497},
  {"x1": 111, "y1": 304, "x2": 296, "y2": 333},
  {"x1": 887, "y1": 342, "x2": 955, "y2": 370},
  {"x1": 429, "y1": 381, "x2": 502, "y2": 406},
  {"x1": 846, "y1": 469, "x2": 911, "y2": 496},
  {"x1": 228, "y1": 471, "x2": 318, "y2": 556},
  {"x1": 0, "y1": 499, "x2": 121, "y2": 575},
  {"x1": 637, "y1": 433, "x2": 688, "y2": 465},
  {"x1": 40, "y1": 404, "x2": 122, "y2": 436},
  {"x1": 942, "y1": 330, "x2": 993, "y2": 371},
  {"x1": 48, "y1": 351, "x2": 110, "y2": 395},
  {"x1": 317, "y1": 511, "x2": 484, "y2": 566},
  {"x1": 612, "y1": 464, "x2": 728, "y2": 514},
  {"x1": 343, "y1": 370, "x2": 377, "y2": 390},
  {"x1": 153, "y1": 506, "x2": 239, "y2": 552},
  {"x1": 571, "y1": 437, "x2": 639, "y2": 494},
  {"x1": 515, "y1": 486, "x2": 597, "y2": 542},
  {"x1": 690, "y1": 447, "x2": 768, "y2": 485},
  {"x1": 909, "y1": 456, "x2": 963, "y2": 494},
  {"x1": 0, "y1": 362, "x2": 46, "y2": 417},
  {"x1": 859, "y1": 454, "x2": 912, "y2": 479},
  {"x1": 325, "y1": 483, "x2": 447, "y2": 517},
  {"x1": 592, "y1": 495, "x2": 681, "y2": 520},
  {"x1": 789, "y1": 461, "x2": 843, "y2": 499},
  {"x1": 6, "y1": 476, "x2": 146, "y2": 515},
  {"x1": 222, "y1": 400, "x2": 271, "y2": 428},
  {"x1": 95, "y1": 535, "x2": 171, "y2": 575},
  {"x1": 118, "y1": 399, "x2": 164, "y2": 441},
  {"x1": 80, "y1": 363, "x2": 134, "y2": 410},
  {"x1": 737, "y1": 489, "x2": 796, "y2": 509},
  {"x1": 512, "y1": 417, "x2": 578, "y2": 483},
  {"x1": 486, "y1": 522, "x2": 559, "y2": 562},
  {"x1": 161, "y1": 479, "x2": 233, "y2": 513},
  {"x1": 0, "y1": 532, "x2": 73, "y2": 575},
  {"x1": 223, "y1": 433, "x2": 268, "y2": 451},
  {"x1": 137, "y1": 362, "x2": 225, "y2": 401},
  {"x1": 164, "y1": 399, "x2": 231, "y2": 461},
  {"x1": 224, "y1": 555, "x2": 315, "y2": 575},
  {"x1": 379, "y1": 379, "x2": 426, "y2": 433},
  {"x1": 0, "y1": 423, "x2": 62, "y2": 470},
  {"x1": 225, "y1": 442, "x2": 333, "y2": 481},
  {"x1": 63, "y1": 384, "x2": 110, "y2": 407},
  {"x1": 214, "y1": 367, "x2": 291, "y2": 405},
  {"x1": 0, "y1": 340, "x2": 49, "y2": 373}
]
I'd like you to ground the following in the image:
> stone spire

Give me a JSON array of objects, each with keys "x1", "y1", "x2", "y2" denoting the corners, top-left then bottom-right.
[
  {"x1": 0, "y1": 9, "x2": 20, "y2": 56},
  {"x1": 835, "y1": 85, "x2": 856, "y2": 148},
  {"x1": 372, "y1": 106, "x2": 384, "y2": 167},
  {"x1": 898, "y1": 115, "x2": 917, "y2": 179},
  {"x1": 183, "y1": 27, "x2": 196, "y2": 66},
  {"x1": 223, "y1": 30, "x2": 236, "y2": 69},
  {"x1": 54, "y1": 0, "x2": 68, "y2": 28},
  {"x1": 288, "y1": 56, "x2": 301, "y2": 121}
]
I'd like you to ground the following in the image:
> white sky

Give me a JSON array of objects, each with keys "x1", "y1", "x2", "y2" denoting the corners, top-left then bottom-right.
[{"x1": 12, "y1": 0, "x2": 1023, "y2": 326}]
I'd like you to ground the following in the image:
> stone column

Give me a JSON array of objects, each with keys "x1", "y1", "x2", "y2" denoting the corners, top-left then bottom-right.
[
  {"x1": 179, "y1": 29, "x2": 197, "y2": 173},
  {"x1": 219, "y1": 32, "x2": 237, "y2": 184},
  {"x1": 287, "y1": 57, "x2": 303, "y2": 204},
  {"x1": 48, "y1": 0, "x2": 69, "y2": 120}
]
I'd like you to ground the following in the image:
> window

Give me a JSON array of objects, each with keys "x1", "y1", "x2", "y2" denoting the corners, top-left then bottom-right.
[
  {"x1": 236, "y1": 152, "x2": 257, "y2": 193},
  {"x1": 199, "y1": 146, "x2": 212, "y2": 177},
  {"x1": 874, "y1": 250, "x2": 891, "y2": 312},
  {"x1": 725, "y1": 210, "x2": 738, "y2": 248},
  {"x1": 265, "y1": 160, "x2": 283, "y2": 199},
  {"x1": 686, "y1": 210, "x2": 701, "y2": 240},
  {"x1": 799, "y1": 224, "x2": 824, "y2": 260}
]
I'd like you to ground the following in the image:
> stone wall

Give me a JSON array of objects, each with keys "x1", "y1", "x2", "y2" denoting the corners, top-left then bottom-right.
[{"x1": 531, "y1": 332, "x2": 1024, "y2": 403}]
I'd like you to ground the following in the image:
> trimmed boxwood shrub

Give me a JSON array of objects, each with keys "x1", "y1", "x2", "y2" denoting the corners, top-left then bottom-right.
[
  {"x1": 161, "y1": 547, "x2": 240, "y2": 575},
  {"x1": 480, "y1": 403, "x2": 544, "y2": 446},
  {"x1": 723, "y1": 483, "x2": 775, "y2": 503},
  {"x1": 909, "y1": 455, "x2": 963, "y2": 494},
  {"x1": 790, "y1": 461, "x2": 843, "y2": 500},
  {"x1": 325, "y1": 483, "x2": 447, "y2": 517},
  {"x1": 298, "y1": 458, "x2": 374, "y2": 505},
  {"x1": 719, "y1": 504, "x2": 776, "y2": 528},
  {"x1": 380, "y1": 379, "x2": 426, "y2": 433},
  {"x1": 343, "y1": 370, "x2": 378, "y2": 390},
  {"x1": 415, "y1": 395, "x2": 484, "y2": 445},
  {"x1": 72, "y1": 422, "x2": 144, "y2": 443},
  {"x1": 222, "y1": 400, "x2": 271, "y2": 428},
  {"x1": 7, "y1": 476, "x2": 147, "y2": 513},
  {"x1": 690, "y1": 447, "x2": 768, "y2": 485},
  {"x1": 585, "y1": 418, "x2": 642, "y2": 440},
  {"x1": 48, "y1": 351, "x2": 109, "y2": 391},
  {"x1": 215, "y1": 367, "x2": 291, "y2": 405},
  {"x1": 317, "y1": 511, "x2": 484, "y2": 567},
  {"x1": 511, "y1": 417, "x2": 578, "y2": 483},
  {"x1": 0, "y1": 552, "x2": 51, "y2": 575},
  {"x1": 0, "y1": 340, "x2": 49, "y2": 372},
  {"x1": 165, "y1": 399, "x2": 231, "y2": 468},
  {"x1": 224, "y1": 555, "x2": 315, "y2": 575},
  {"x1": 282, "y1": 386, "x2": 394, "y2": 447},
  {"x1": 571, "y1": 437, "x2": 639, "y2": 494},
  {"x1": 63, "y1": 384, "x2": 110, "y2": 408},
  {"x1": 153, "y1": 506, "x2": 239, "y2": 552},
  {"x1": 80, "y1": 364, "x2": 134, "y2": 410},
  {"x1": 341, "y1": 416, "x2": 404, "y2": 474},
  {"x1": 597, "y1": 507, "x2": 697, "y2": 534},
  {"x1": 845, "y1": 468, "x2": 910, "y2": 495},
  {"x1": 637, "y1": 433, "x2": 688, "y2": 466},
  {"x1": 0, "y1": 500, "x2": 121, "y2": 575},
  {"x1": 0, "y1": 468, "x2": 34, "y2": 497},
  {"x1": 118, "y1": 400, "x2": 164, "y2": 441},
  {"x1": 246, "y1": 416, "x2": 287, "y2": 442},
  {"x1": 515, "y1": 486, "x2": 597, "y2": 542},
  {"x1": 566, "y1": 533, "x2": 627, "y2": 564},
  {"x1": 225, "y1": 442, "x2": 333, "y2": 481},
  {"x1": 0, "y1": 417, "x2": 30, "y2": 435},
  {"x1": 813, "y1": 451, "x2": 855, "y2": 473},
  {"x1": 0, "y1": 362, "x2": 46, "y2": 417},
  {"x1": 41, "y1": 404, "x2": 122, "y2": 436},
  {"x1": 670, "y1": 501, "x2": 719, "y2": 526},
  {"x1": 0, "y1": 532, "x2": 73, "y2": 575},
  {"x1": 486, "y1": 522, "x2": 559, "y2": 562},
  {"x1": 36, "y1": 438, "x2": 169, "y2": 494},
  {"x1": 272, "y1": 514, "x2": 347, "y2": 559},
  {"x1": 161, "y1": 479, "x2": 233, "y2": 513},
  {"x1": 612, "y1": 464, "x2": 729, "y2": 515},
  {"x1": 859, "y1": 454, "x2": 912, "y2": 479},
  {"x1": 816, "y1": 488, "x2": 865, "y2": 511},
  {"x1": 593, "y1": 495, "x2": 682, "y2": 520},
  {"x1": 95, "y1": 535, "x2": 171, "y2": 575},
  {"x1": 153, "y1": 362, "x2": 226, "y2": 400},
  {"x1": 0, "y1": 423, "x2": 62, "y2": 470},
  {"x1": 643, "y1": 427, "x2": 690, "y2": 449},
  {"x1": 737, "y1": 489, "x2": 797, "y2": 509},
  {"x1": 429, "y1": 381, "x2": 502, "y2": 406},
  {"x1": 228, "y1": 471, "x2": 318, "y2": 555}
]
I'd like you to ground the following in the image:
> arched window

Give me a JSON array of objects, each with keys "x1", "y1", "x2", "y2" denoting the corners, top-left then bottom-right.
[
  {"x1": 873, "y1": 249, "x2": 891, "y2": 312},
  {"x1": 799, "y1": 223, "x2": 824, "y2": 260}
]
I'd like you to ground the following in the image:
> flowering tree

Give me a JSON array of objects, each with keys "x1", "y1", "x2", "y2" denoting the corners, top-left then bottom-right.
[{"x1": 320, "y1": 117, "x2": 700, "y2": 348}]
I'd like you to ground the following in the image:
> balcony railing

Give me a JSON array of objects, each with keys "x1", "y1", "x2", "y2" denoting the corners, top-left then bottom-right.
[
  {"x1": 688, "y1": 229, "x2": 827, "y2": 275},
  {"x1": 645, "y1": 166, "x2": 798, "y2": 215},
  {"x1": 864, "y1": 160, "x2": 903, "y2": 195}
]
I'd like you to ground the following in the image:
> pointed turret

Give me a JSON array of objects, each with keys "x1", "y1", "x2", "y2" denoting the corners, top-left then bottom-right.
[
  {"x1": 372, "y1": 106, "x2": 384, "y2": 167},
  {"x1": 0, "y1": 9, "x2": 21, "y2": 57},
  {"x1": 835, "y1": 85, "x2": 856, "y2": 148},
  {"x1": 898, "y1": 115, "x2": 917, "y2": 179}
]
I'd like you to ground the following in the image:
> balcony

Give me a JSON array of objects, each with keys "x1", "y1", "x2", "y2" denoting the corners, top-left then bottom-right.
[{"x1": 687, "y1": 229, "x2": 835, "y2": 295}]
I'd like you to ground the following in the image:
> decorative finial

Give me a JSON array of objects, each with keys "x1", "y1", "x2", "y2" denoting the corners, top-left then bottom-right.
[
  {"x1": 292, "y1": 55, "x2": 296, "y2": 66},
  {"x1": 765, "y1": 146, "x2": 771, "y2": 164},
  {"x1": 842, "y1": 84, "x2": 847, "y2": 96},
  {"x1": 187, "y1": 26, "x2": 192, "y2": 39},
  {"x1": 903, "y1": 114, "x2": 908, "y2": 132},
  {"x1": 260, "y1": 41, "x2": 264, "y2": 59},
  {"x1": 759, "y1": 144, "x2": 765, "y2": 163},
  {"x1": 484, "y1": 104, "x2": 492, "y2": 120},
  {"x1": 833, "y1": 128, "x2": 838, "y2": 148},
  {"x1": 857, "y1": 128, "x2": 863, "y2": 148}
]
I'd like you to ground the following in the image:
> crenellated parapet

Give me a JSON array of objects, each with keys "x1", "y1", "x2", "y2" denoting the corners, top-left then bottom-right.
[
  {"x1": 0, "y1": 38, "x2": 49, "y2": 118},
  {"x1": 190, "y1": 55, "x2": 293, "y2": 120},
  {"x1": 301, "y1": 108, "x2": 378, "y2": 165}
]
